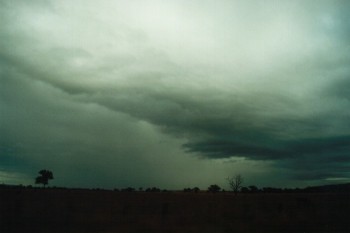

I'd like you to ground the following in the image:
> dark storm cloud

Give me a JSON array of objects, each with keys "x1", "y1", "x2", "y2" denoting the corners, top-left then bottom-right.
[
  {"x1": 1, "y1": 0, "x2": 350, "y2": 187},
  {"x1": 195, "y1": 135, "x2": 350, "y2": 160},
  {"x1": 184, "y1": 135, "x2": 350, "y2": 175},
  {"x1": 84, "y1": 78, "x2": 350, "y2": 182},
  {"x1": 0, "y1": 73, "x2": 201, "y2": 188}
]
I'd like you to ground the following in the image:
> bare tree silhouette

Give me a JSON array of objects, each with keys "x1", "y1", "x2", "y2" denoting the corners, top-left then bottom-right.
[{"x1": 227, "y1": 174, "x2": 243, "y2": 194}]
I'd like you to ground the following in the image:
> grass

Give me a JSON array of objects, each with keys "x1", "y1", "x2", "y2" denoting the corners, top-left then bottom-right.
[{"x1": 1, "y1": 187, "x2": 350, "y2": 233}]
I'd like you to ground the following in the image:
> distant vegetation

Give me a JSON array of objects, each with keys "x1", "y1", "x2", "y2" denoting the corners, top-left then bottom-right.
[
  {"x1": 183, "y1": 187, "x2": 200, "y2": 193},
  {"x1": 207, "y1": 184, "x2": 221, "y2": 193},
  {"x1": 113, "y1": 187, "x2": 168, "y2": 192},
  {"x1": 35, "y1": 170, "x2": 54, "y2": 187},
  {"x1": 1, "y1": 182, "x2": 350, "y2": 194},
  {"x1": 227, "y1": 174, "x2": 243, "y2": 194},
  {"x1": 10, "y1": 170, "x2": 343, "y2": 193}
]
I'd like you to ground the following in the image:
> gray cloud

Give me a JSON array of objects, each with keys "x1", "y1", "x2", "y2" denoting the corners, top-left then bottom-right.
[{"x1": 1, "y1": 0, "x2": 350, "y2": 187}]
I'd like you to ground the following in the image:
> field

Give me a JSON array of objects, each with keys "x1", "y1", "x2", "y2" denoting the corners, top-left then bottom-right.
[{"x1": 1, "y1": 187, "x2": 350, "y2": 233}]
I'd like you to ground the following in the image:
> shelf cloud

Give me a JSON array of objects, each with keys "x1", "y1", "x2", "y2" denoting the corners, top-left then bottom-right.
[{"x1": 1, "y1": 0, "x2": 350, "y2": 188}]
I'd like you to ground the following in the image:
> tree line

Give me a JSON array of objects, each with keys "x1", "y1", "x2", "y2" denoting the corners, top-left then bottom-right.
[{"x1": 27, "y1": 169, "x2": 350, "y2": 194}]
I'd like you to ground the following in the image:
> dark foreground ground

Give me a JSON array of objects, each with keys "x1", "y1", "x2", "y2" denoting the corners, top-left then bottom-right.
[{"x1": 1, "y1": 188, "x2": 350, "y2": 233}]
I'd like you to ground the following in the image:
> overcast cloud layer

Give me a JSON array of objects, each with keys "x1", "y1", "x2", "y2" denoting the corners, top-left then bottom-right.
[{"x1": 1, "y1": 0, "x2": 350, "y2": 189}]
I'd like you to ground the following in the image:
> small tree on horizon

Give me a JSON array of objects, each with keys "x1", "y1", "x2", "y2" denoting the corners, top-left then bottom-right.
[
  {"x1": 227, "y1": 174, "x2": 243, "y2": 194},
  {"x1": 208, "y1": 184, "x2": 221, "y2": 193},
  {"x1": 35, "y1": 170, "x2": 54, "y2": 187}
]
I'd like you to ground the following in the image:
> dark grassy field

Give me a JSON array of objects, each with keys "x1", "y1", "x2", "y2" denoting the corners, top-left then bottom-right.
[{"x1": 1, "y1": 187, "x2": 350, "y2": 233}]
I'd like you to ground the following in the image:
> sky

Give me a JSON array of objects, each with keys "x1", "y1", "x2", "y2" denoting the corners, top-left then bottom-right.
[{"x1": 1, "y1": 0, "x2": 350, "y2": 190}]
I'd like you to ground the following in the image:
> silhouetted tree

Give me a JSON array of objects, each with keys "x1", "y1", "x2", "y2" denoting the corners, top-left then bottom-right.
[
  {"x1": 35, "y1": 170, "x2": 54, "y2": 187},
  {"x1": 208, "y1": 184, "x2": 221, "y2": 193},
  {"x1": 145, "y1": 187, "x2": 161, "y2": 192},
  {"x1": 227, "y1": 174, "x2": 243, "y2": 194},
  {"x1": 122, "y1": 187, "x2": 135, "y2": 192},
  {"x1": 193, "y1": 187, "x2": 200, "y2": 193},
  {"x1": 183, "y1": 187, "x2": 200, "y2": 193},
  {"x1": 241, "y1": 187, "x2": 249, "y2": 193},
  {"x1": 262, "y1": 187, "x2": 283, "y2": 193},
  {"x1": 183, "y1": 188, "x2": 192, "y2": 192},
  {"x1": 249, "y1": 185, "x2": 259, "y2": 193}
]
